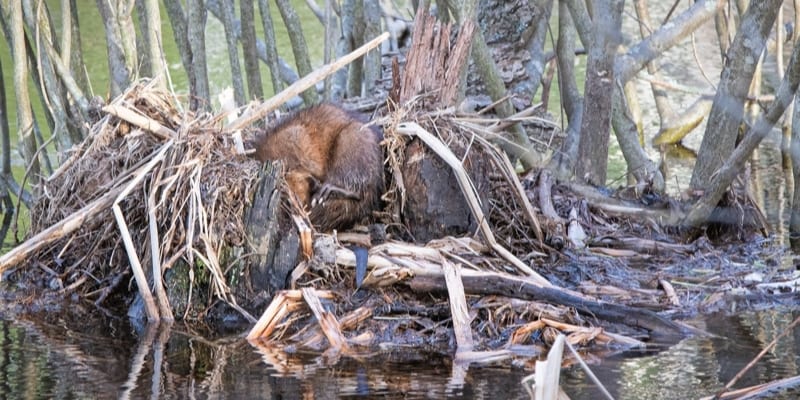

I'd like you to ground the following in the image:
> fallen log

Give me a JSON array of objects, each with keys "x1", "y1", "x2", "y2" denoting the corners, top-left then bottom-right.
[{"x1": 407, "y1": 272, "x2": 690, "y2": 339}]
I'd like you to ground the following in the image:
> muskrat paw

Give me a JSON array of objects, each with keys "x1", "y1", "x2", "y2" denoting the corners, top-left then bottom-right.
[{"x1": 311, "y1": 183, "x2": 361, "y2": 207}]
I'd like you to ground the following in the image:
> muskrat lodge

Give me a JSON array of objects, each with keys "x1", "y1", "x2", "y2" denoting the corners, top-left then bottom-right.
[{"x1": 2, "y1": 78, "x2": 704, "y2": 368}]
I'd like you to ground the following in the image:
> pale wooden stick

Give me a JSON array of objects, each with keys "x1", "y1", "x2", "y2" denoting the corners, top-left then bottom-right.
[
  {"x1": 247, "y1": 290, "x2": 336, "y2": 340},
  {"x1": 113, "y1": 140, "x2": 174, "y2": 322},
  {"x1": 103, "y1": 104, "x2": 177, "y2": 139},
  {"x1": 225, "y1": 32, "x2": 390, "y2": 131},
  {"x1": 442, "y1": 259, "x2": 474, "y2": 353},
  {"x1": 659, "y1": 279, "x2": 681, "y2": 306},
  {"x1": 535, "y1": 334, "x2": 565, "y2": 400},
  {"x1": 148, "y1": 169, "x2": 174, "y2": 321},
  {"x1": 247, "y1": 291, "x2": 297, "y2": 340},
  {"x1": 113, "y1": 205, "x2": 159, "y2": 322},
  {"x1": 302, "y1": 288, "x2": 349, "y2": 352},
  {"x1": 396, "y1": 122, "x2": 551, "y2": 286},
  {"x1": 292, "y1": 215, "x2": 313, "y2": 260}
]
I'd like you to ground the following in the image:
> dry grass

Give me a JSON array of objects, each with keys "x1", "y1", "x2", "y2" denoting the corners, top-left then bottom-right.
[{"x1": 27, "y1": 81, "x2": 260, "y2": 308}]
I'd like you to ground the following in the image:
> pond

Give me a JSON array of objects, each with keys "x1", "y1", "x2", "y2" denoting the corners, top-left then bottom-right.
[{"x1": 1, "y1": 308, "x2": 799, "y2": 399}]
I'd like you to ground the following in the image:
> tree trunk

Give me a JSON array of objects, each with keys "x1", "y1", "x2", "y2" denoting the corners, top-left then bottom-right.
[
  {"x1": 322, "y1": 0, "x2": 337, "y2": 99},
  {"x1": 220, "y1": 0, "x2": 246, "y2": 106},
  {"x1": 471, "y1": 29, "x2": 538, "y2": 168},
  {"x1": 240, "y1": 0, "x2": 264, "y2": 101},
  {"x1": 611, "y1": 81, "x2": 665, "y2": 191},
  {"x1": 713, "y1": 1, "x2": 731, "y2": 69},
  {"x1": 685, "y1": 37, "x2": 800, "y2": 228},
  {"x1": 63, "y1": 0, "x2": 89, "y2": 144},
  {"x1": 690, "y1": 0, "x2": 781, "y2": 191},
  {"x1": 346, "y1": 0, "x2": 364, "y2": 97},
  {"x1": 466, "y1": 0, "x2": 536, "y2": 169},
  {"x1": 163, "y1": 0, "x2": 196, "y2": 101},
  {"x1": 334, "y1": 0, "x2": 355, "y2": 98},
  {"x1": 244, "y1": 162, "x2": 301, "y2": 300},
  {"x1": 0, "y1": 56, "x2": 17, "y2": 240},
  {"x1": 396, "y1": 7, "x2": 492, "y2": 242},
  {"x1": 790, "y1": 91, "x2": 800, "y2": 250},
  {"x1": 187, "y1": 0, "x2": 211, "y2": 110},
  {"x1": 633, "y1": 0, "x2": 676, "y2": 125},
  {"x1": 66, "y1": 0, "x2": 90, "y2": 96},
  {"x1": 470, "y1": 0, "x2": 548, "y2": 104},
  {"x1": 574, "y1": 0, "x2": 623, "y2": 186},
  {"x1": 275, "y1": 0, "x2": 317, "y2": 105},
  {"x1": 547, "y1": 0, "x2": 583, "y2": 180},
  {"x1": 0, "y1": 56, "x2": 10, "y2": 177},
  {"x1": 3, "y1": 0, "x2": 40, "y2": 185},
  {"x1": 21, "y1": 0, "x2": 74, "y2": 154},
  {"x1": 362, "y1": 0, "x2": 381, "y2": 94},
  {"x1": 519, "y1": 0, "x2": 553, "y2": 103},
  {"x1": 95, "y1": 0, "x2": 138, "y2": 98},
  {"x1": 257, "y1": 0, "x2": 286, "y2": 96},
  {"x1": 140, "y1": 0, "x2": 166, "y2": 88}
]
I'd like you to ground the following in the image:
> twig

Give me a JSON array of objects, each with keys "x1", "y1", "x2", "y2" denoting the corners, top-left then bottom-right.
[
  {"x1": 713, "y1": 314, "x2": 800, "y2": 399},
  {"x1": 690, "y1": 30, "x2": 717, "y2": 90},
  {"x1": 565, "y1": 339, "x2": 616, "y2": 400},
  {"x1": 247, "y1": 290, "x2": 336, "y2": 340},
  {"x1": 700, "y1": 375, "x2": 800, "y2": 400}
]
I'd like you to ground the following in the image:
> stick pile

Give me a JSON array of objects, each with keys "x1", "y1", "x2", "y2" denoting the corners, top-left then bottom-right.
[{"x1": 7, "y1": 81, "x2": 259, "y2": 320}]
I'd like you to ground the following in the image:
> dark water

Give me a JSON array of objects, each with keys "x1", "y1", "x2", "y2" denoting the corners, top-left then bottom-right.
[{"x1": 2, "y1": 307, "x2": 800, "y2": 399}]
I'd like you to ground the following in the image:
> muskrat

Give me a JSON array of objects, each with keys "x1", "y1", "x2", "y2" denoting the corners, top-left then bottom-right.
[{"x1": 250, "y1": 103, "x2": 384, "y2": 232}]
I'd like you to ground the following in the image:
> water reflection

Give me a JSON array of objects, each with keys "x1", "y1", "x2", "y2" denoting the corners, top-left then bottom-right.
[
  {"x1": 2, "y1": 307, "x2": 800, "y2": 399},
  {"x1": 0, "y1": 308, "x2": 533, "y2": 399},
  {"x1": 564, "y1": 311, "x2": 800, "y2": 399}
]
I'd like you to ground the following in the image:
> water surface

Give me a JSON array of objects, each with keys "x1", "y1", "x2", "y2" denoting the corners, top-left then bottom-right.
[{"x1": 1, "y1": 308, "x2": 800, "y2": 399}]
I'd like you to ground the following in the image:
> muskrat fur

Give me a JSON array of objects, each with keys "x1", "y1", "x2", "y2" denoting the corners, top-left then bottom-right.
[{"x1": 250, "y1": 103, "x2": 384, "y2": 232}]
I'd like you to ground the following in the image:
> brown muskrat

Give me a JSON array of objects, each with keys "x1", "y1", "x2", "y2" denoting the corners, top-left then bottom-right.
[{"x1": 250, "y1": 102, "x2": 384, "y2": 234}]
